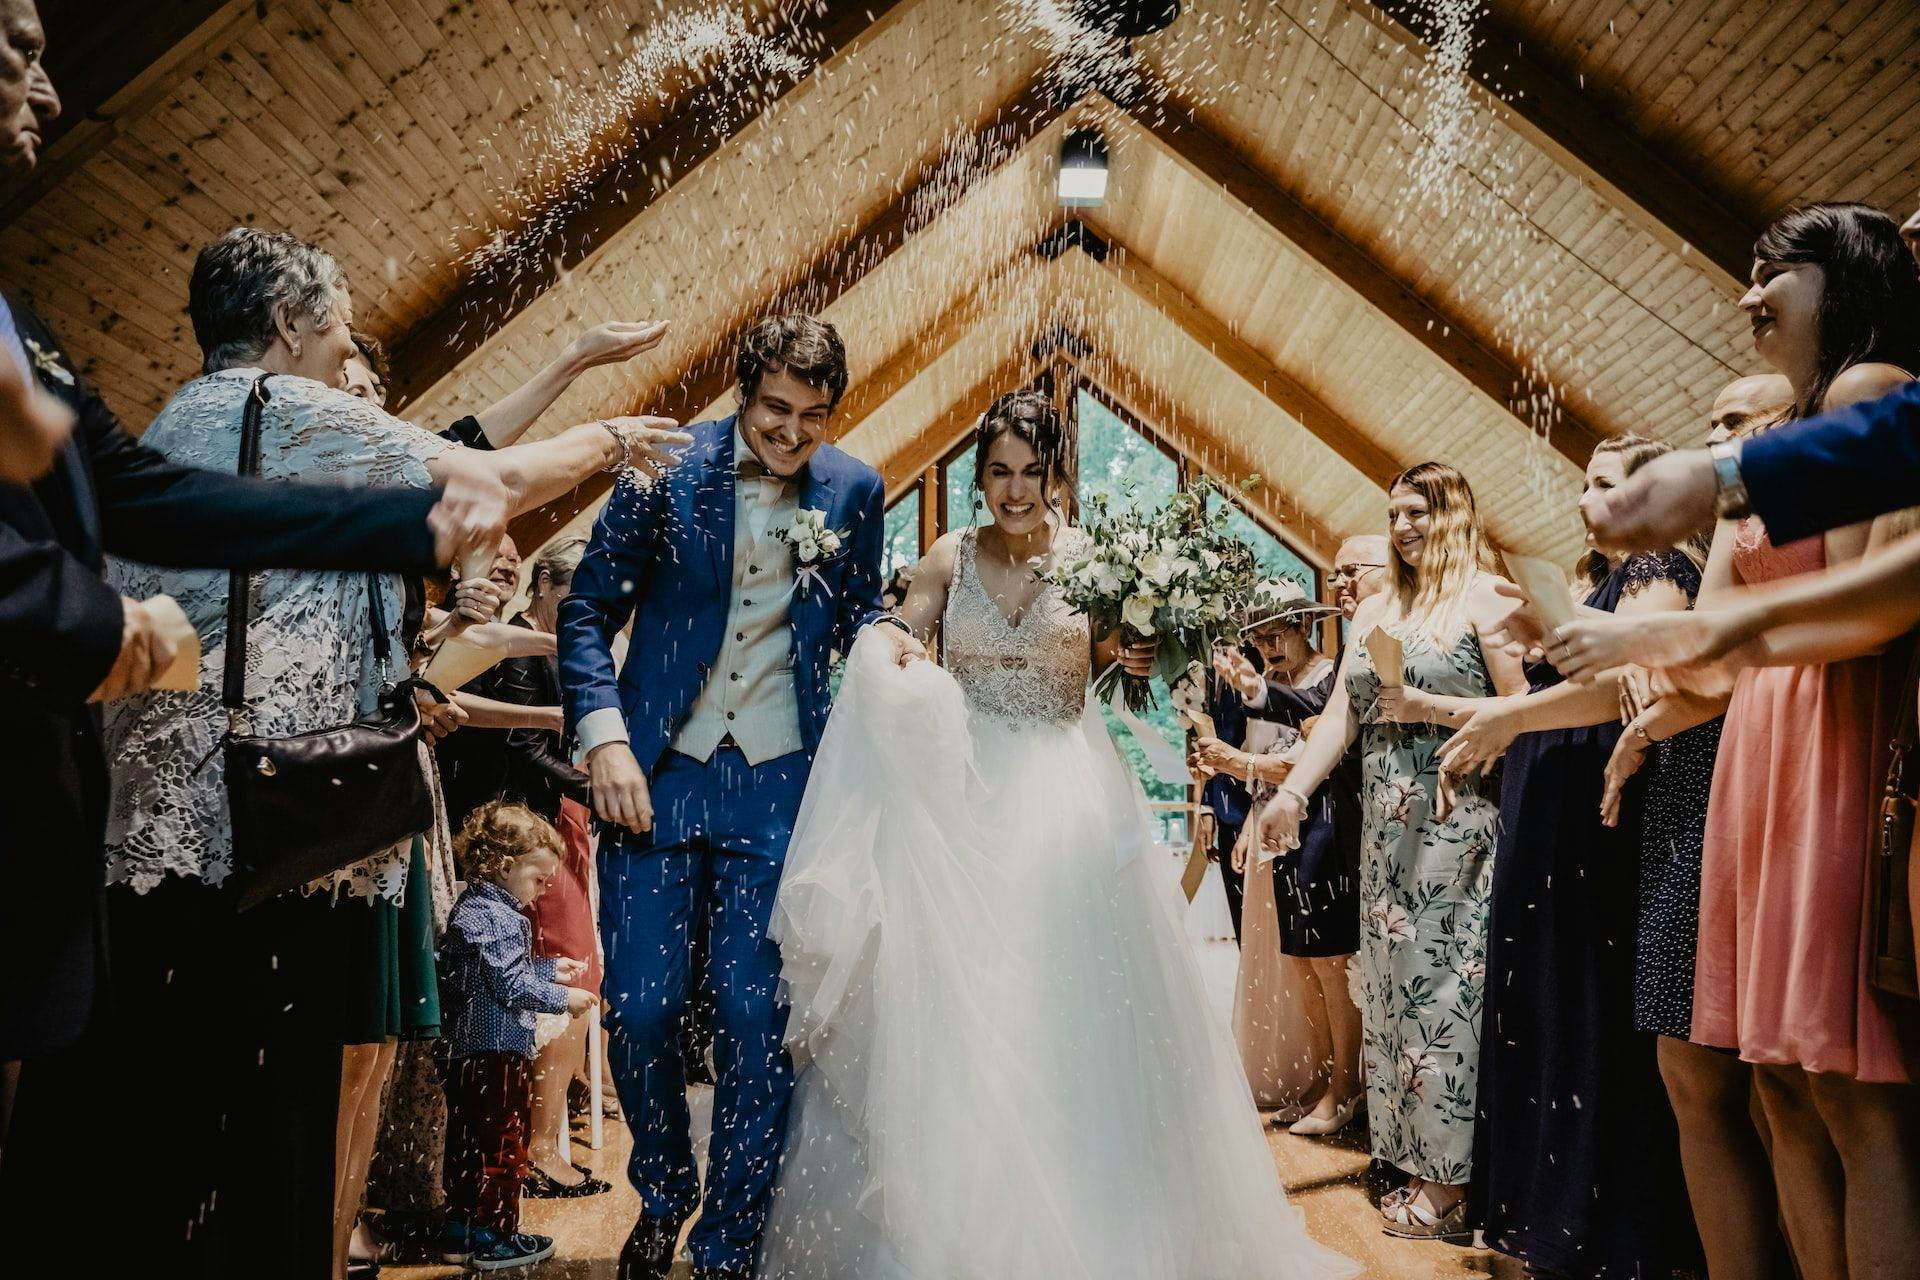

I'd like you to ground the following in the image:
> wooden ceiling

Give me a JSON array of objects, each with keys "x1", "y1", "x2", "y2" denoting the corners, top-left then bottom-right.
[{"x1": 10, "y1": 0, "x2": 1917, "y2": 571}]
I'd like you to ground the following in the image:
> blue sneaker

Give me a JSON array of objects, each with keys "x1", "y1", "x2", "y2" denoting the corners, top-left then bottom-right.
[
  {"x1": 466, "y1": 1228, "x2": 555, "y2": 1271},
  {"x1": 440, "y1": 1219, "x2": 472, "y2": 1265}
]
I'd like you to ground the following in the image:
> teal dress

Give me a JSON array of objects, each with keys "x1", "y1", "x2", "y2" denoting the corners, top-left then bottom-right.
[{"x1": 1346, "y1": 626, "x2": 1499, "y2": 1184}]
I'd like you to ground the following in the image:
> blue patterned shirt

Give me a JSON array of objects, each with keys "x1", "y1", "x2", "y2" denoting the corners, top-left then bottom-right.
[{"x1": 438, "y1": 879, "x2": 570, "y2": 1058}]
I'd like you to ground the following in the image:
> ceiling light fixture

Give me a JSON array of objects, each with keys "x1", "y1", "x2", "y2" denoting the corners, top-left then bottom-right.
[{"x1": 1057, "y1": 128, "x2": 1109, "y2": 208}]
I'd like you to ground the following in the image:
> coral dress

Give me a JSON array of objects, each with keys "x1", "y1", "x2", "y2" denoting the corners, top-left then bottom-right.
[{"x1": 1693, "y1": 520, "x2": 1920, "y2": 1082}]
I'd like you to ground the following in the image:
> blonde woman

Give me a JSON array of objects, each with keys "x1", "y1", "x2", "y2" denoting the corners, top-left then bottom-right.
[{"x1": 1259, "y1": 461, "x2": 1527, "y2": 1240}]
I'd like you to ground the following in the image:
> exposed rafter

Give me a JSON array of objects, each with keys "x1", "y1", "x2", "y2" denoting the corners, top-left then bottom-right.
[
  {"x1": 1078, "y1": 224, "x2": 1403, "y2": 489},
  {"x1": 876, "y1": 353, "x2": 1045, "y2": 499},
  {"x1": 1364, "y1": 0, "x2": 1756, "y2": 296},
  {"x1": 389, "y1": 0, "x2": 911, "y2": 412},
  {"x1": 1124, "y1": 100, "x2": 1604, "y2": 469},
  {"x1": 505, "y1": 78, "x2": 1065, "y2": 551}
]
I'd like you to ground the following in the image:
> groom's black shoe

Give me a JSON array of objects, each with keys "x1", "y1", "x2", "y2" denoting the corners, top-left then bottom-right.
[{"x1": 617, "y1": 1214, "x2": 683, "y2": 1280}]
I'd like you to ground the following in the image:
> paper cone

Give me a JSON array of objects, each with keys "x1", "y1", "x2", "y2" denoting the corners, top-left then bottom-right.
[
  {"x1": 1502, "y1": 552, "x2": 1579, "y2": 632},
  {"x1": 145, "y1": 595, "x2": 202, "y2": 692},
  {"x1": 1180, "y1": 842, "x2": 1211, "y2": 902},
  {"x1": 1364, "y1": 626, "x2": 1404, "y2": 689}
]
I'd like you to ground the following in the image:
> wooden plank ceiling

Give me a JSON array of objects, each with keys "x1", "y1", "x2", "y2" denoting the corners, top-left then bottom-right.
[{"x1": 5, "y1": 0, "x2": 1911, "y2": 569}]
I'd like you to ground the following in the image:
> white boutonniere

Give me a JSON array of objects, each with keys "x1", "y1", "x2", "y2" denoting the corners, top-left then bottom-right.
[
  {"x1": 23, "y1": 337, "x2": 73, "y2": 387},
  {"x1": 775, "y1": 508, "x2": 848, "y2": 598}
]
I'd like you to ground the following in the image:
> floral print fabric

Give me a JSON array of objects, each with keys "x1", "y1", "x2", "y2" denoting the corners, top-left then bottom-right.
[{"x1": 1346, "y1": 626, "x2": 1498, "y2": 1183}]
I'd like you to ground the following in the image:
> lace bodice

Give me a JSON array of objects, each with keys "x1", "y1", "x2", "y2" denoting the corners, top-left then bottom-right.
[
  {"x1": 942, "y1": 526, "x2": 1091, "y2": 725},
  {"x1": 103, "y1": 369, "x2": 451, "y2": 900}
]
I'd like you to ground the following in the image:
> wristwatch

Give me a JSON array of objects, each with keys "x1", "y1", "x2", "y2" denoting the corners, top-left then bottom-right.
[{"x1": 1708, "y1": 441, "x2": 1752, "y2": 520}]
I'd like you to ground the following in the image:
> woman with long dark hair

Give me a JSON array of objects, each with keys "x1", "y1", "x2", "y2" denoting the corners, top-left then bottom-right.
[{"x1": 1688, "y1": 202, "x2": 1920, "y2": 1280}]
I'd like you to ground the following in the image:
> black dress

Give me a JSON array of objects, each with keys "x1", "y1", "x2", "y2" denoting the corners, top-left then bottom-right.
[
  {"x1": 1247, "y1": 662, "x2": 1361, "y2": 957},
  {"x1": 1632, "y1": 555, "x2": 1721, "y2": 1037},
  {"x1": 1470, "y1": 554, "x2": 1700, "y2": 1278}
]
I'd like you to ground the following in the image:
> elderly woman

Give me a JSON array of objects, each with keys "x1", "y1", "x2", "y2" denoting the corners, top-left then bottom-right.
[{"x1": 100, "y1": 227, "x2": 684, "y2": 1280}]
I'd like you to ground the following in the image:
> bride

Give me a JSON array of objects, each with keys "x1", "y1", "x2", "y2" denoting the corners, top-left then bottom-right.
[{"x1": 757, "y1": 392, "x2": 1355, "y2": 1279}]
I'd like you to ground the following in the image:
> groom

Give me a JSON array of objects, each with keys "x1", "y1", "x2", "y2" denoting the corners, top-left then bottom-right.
[{"x1": 559, "y1": 315, "x2": 923, "y2": 1280}]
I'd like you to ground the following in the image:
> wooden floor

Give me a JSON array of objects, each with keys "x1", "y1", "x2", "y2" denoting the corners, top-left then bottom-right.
[{"x1": 390, "y1": 939, "x2": 1523, "y2": 1280}]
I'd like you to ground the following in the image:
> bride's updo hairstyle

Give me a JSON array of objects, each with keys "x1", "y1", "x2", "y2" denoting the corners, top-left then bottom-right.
[
  {"x1": 1384, "y1": 460, "x2": 1494, "y2": 649},
  {"x1": 971, "y1": 389, "x2": 1077, "y2": 516}
]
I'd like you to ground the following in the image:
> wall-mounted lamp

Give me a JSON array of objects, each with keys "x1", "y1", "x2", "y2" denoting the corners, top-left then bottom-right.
[{"x1": 1057, "y1": 128, "x2": 1109, "y2": 208}]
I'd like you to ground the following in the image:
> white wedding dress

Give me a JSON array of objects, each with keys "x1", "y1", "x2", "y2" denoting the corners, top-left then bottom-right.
[{"x1": 757, "y1": 530, "x2": 1355, "y2": 1280}]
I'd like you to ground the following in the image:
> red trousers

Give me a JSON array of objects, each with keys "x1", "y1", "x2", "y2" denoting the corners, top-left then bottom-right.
[{"x1": 442, "y1": 1050, "x2": 533, "y2": 1235}]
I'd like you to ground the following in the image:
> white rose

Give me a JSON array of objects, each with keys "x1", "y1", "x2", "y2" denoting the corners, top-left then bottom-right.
[
  {"x1": 1171, "y1": 555, "x2": 1200, "y2": 582},
  {"x1": 819, "y1": 530, "x2": 842, "y2": 555},
  {"x1": 1169, "y1": 587, "x2": 1201, "y2": 611},
  {"x1": 1122, "y1": 593, "x2": 1158, "y2": 634},
  {"x1": 1092, "y1": 562, "x2": 1122, "y2": 595},
  {"x1": 1140, "y1": 551, "x2": 1175, "y2": 589},
  {"x1": 796, "y1": 537, "x2": 819, "y2": 561}
]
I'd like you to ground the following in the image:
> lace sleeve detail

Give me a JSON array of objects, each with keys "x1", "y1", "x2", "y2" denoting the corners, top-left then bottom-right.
[
  {"x1": 103, "y1": 370, "x2": 446, "y2": 900},
  {"x1": 1620, "y1": 550, "x2": 1701, "y2": 606}
]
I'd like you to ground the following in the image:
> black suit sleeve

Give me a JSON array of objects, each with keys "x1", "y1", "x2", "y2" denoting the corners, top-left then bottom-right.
[
  {"x1": 0, "y1": 521, "x2": 124, "y2": 705},
  {"x1": 491, "y1": 656, "x2": 591, "y2": 806},
  {"x1": 86, "y1": 410, "x2": 443, "y2": 574}
]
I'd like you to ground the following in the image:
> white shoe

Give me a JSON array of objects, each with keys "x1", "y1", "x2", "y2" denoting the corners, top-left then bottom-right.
[{"x1": 1288, "y1": 1093, "x2": 1363, "y2": 1136}]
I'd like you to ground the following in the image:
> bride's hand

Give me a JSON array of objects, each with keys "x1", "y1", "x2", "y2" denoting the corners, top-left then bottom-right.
[
  {"x1": 1118, "y1": 636, "x2": 1157, "y2": 678},
  {"x1": 874, "y1": 621, "x2": 928, "y2": 667}
]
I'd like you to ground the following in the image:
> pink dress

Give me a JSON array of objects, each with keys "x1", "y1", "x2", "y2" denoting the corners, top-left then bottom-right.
[{"x1": 1694, "y1": 520, "x2": 1920, "y2": 1081}]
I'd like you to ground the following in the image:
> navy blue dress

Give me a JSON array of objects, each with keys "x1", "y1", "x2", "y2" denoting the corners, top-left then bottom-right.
[{"x1": 1470, "y1": 555, "x2": 1701, "y2": 1278}]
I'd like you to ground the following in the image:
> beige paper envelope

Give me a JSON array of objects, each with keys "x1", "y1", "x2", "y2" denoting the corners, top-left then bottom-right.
[
  {"x1": 1181, "y1": 707, "x2": 1218, "y2": 739},
  {"x1": 1180, "y1": 842, "x2": 1211, "y2": 902},
  {"x1": 1364, "y1": 626, "x2": 1404, "y2": 689},
  {"x1": 1501, "y1": 552, "x2": 1580, "y2": 633},
  {"x1": 146, "y1": 595, "x2": 202, "y2": 692}
]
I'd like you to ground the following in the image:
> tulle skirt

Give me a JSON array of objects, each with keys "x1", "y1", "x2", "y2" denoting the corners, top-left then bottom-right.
[{"x1": 758, "y1": 635, "x2": 1355, "y2": 1280}]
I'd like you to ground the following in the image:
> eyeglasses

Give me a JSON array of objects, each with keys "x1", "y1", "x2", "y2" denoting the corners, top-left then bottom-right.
[{"x1": 1329, "y1": 563, "x2": 1386, "y2": 586}]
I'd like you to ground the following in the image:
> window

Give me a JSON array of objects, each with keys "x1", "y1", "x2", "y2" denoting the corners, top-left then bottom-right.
[
  {"x1": 881, "y1": 485, "x2": 921, "y2": 578},
  {"x1": 942, "y1": 439, "x2": 977, "y2": 532}
]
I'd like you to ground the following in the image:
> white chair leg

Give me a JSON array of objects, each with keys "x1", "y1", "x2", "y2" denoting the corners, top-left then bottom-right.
[{"x1": 588, "y1": 1003, "x2": 605, "y2": 1151}]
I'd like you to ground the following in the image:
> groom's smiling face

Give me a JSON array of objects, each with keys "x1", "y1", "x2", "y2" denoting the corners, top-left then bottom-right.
[{"x1": 741, "y1": 366, "x2": 834, "y2": 478}]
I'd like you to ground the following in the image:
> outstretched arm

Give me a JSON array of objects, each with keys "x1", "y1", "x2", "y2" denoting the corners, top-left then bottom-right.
[{"x1": 468, "y1": 322, "x2": 669, "y2": 447}]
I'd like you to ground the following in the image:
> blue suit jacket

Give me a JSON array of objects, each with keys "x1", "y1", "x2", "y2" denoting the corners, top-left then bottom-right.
[
  {"x1": 1742, "y1": 380, "x2": 1920, "y2": 544},
  {"x1": 558, "y1": 416, "x2": 890, "y2": 777}
]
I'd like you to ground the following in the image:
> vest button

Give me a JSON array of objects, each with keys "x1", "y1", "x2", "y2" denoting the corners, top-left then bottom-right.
[
  {"x1": 737, "y1": 632, "x2": 745, "y2": 642},
  {"x1": 749, "y1": 564, "x2": 760, "y2": 574},
  {"x1": 743, "y1": 599, "x2": 753, "y2": 607},
  {"x1": 729, "y1": 672, "x2": 740, "y2": 682},
  {"x1": 726, "y1": 711, "x2": 736, "y2": 721}
]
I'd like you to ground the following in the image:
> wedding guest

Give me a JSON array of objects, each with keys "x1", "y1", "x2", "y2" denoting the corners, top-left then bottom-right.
[
  {"x1": 438, "y1": 801, "x2": 594, "y2": 1270},
  {"x1": 86, "y1": 226, "x2": 679, "y2": 1280},
  {"x1": 1438, "y1": 434, "x2": 1704, "y2": 1278},
  {"x1": 1201, "y1": 582, "x2": 1361, "y2": 1135},
  {"x1": 1194, "y1": 636, "x2": 1263, "y2": 941},
  {"x1": 1675, "y1": 203, "x2": 1920, "y2": 1280},
  {"x1": 1259, "y1": 462, "x2": 1527, "y2": 1239},
  {"x1": 1583, "y1": 207, "x2": 1920, "y2": 555}
]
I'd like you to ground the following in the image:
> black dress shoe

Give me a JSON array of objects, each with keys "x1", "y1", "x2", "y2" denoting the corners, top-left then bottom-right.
[
  {"x1": 525, "y1": 1164, "x2": 613, "y2": 1198},
  {"x1": 617, "y1": 1214, "x2": 683, "y2": 1280}
]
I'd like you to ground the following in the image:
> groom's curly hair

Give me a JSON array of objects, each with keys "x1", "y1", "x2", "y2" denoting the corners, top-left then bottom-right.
[{"x1": 736, "y1": 315, "x2": 849, "y2": 410}]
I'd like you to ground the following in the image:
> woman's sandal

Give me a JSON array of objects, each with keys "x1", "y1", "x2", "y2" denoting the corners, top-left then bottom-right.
[
  {"x1": 1378, "y1": 1186, "x2": 1414, "y2": 1214},
  {"x1": 1381, "y1": 1194, "x2": 1470, "y2": 1242},
  {"x1": 524, "y1": 1164, "x2": 612, "y2": 1199}
]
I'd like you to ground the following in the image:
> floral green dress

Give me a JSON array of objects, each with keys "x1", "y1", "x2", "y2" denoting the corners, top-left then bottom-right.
[{"x1": 1346, "y1": 626, "x2": 1499, "y2": 1184}]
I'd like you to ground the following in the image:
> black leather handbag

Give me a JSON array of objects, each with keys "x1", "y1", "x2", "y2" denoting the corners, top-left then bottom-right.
[{"x1": 220, "y1": 375, "x2": 438, "y2": 911}]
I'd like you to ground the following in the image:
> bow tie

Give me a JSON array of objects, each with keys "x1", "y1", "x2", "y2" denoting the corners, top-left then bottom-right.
[{"x1": 736, "y1": 458, "x2": 796, "y2": 485}]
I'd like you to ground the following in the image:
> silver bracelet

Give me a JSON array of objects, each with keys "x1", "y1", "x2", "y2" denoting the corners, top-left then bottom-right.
[{"x1": 598, "y1": 419, "x2": 631, "y2": 473}]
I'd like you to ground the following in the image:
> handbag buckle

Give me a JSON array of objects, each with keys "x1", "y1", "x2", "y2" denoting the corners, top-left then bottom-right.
[{"x1": 254, "y1": 756, "x2": 277, "y2": 778}]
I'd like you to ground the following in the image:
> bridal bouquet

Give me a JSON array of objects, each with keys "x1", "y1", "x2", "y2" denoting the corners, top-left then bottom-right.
[{"x1": 1049, "y1": 477, "x2": 1262, "y2": 713}]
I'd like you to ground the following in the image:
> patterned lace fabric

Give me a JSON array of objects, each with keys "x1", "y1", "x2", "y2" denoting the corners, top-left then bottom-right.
[
  {"x1": 103, "y1": 368, "x2": 451, "y2": 901},
  {"x1": 942, "y1": 526, "x2": 1091, "y2": 726}
]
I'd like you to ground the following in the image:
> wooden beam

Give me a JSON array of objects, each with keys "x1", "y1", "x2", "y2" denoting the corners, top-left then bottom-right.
[
  {"x1": 1068, "y1": 352, "x2": 1338, "y2": 570},
  {"x1": 1129, "y1": 102, "x2": 1604, "y2": 469},
  {"x1": 1365, "y1": 0, "x2": 1755, "y2": 295},
  {"x1": 1083, "y1": 225, "x2": 1402, "y2": 489},
  {"x1": 507, "y1": 79, "x2": 1064, "y2": 552},
  {"x1": 388, "y1": 0, "x2": 910, "y2": 412},
  {"x1": 1, "y1": 1, "x2": 256, "y2": 228}
]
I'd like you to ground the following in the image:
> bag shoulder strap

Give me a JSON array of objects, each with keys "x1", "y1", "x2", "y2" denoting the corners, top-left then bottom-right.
[
  {"x1": 1888, "y1": 639, "x2": 1920, "y2": 803},
  {"x1": 221, "y1": 375, "x2": 389, "y2": 711}
]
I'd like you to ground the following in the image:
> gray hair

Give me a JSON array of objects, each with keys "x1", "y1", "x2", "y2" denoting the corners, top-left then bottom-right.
[
  {"x1": 189, "y1": 227, "x2": 347, "y2": 375},
  {"x1": 530, "y1": 536, "x2": 589, "y2": 591}
]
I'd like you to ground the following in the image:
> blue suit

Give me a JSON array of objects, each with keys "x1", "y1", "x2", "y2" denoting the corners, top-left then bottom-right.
[
  {"x1": 557, "y1": 416, "x2": 889, "y2": 1274},
  {"x1": 1741, "y1": 380, "x2": 1920, "y2": 543}
]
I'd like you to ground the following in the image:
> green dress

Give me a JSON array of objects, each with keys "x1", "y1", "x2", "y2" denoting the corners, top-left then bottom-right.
[{"x1": 1346, "y1": 626, "x2": 1498, "y2": 1184}]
